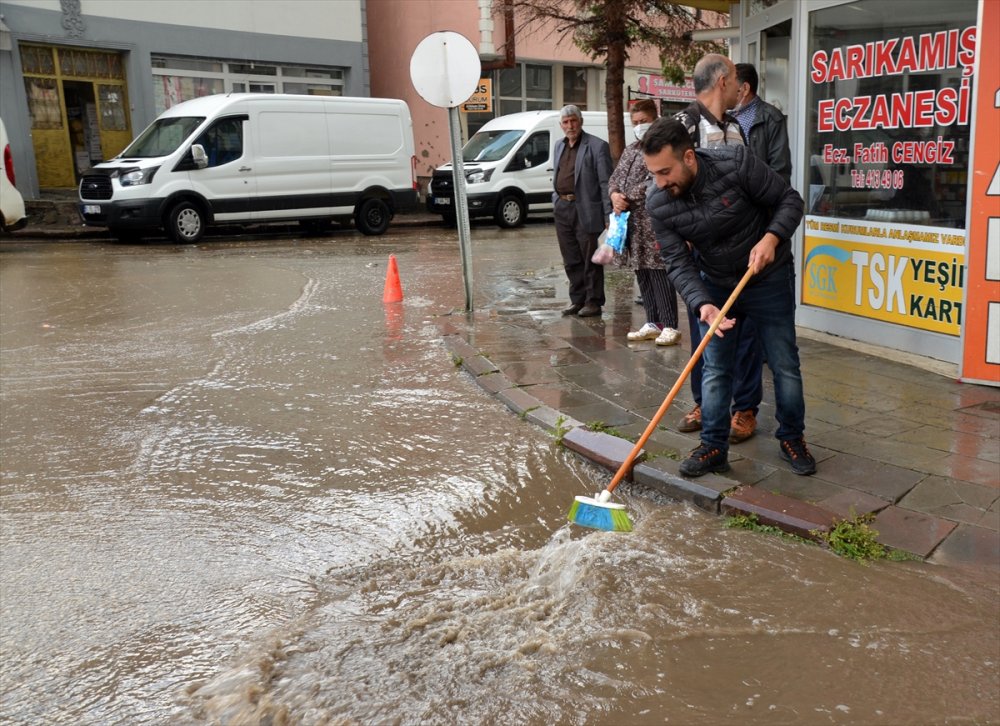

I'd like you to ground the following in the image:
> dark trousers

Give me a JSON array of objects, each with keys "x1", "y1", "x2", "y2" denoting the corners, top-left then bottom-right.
[
  {"x1": 698, "y1": 263, "x2": 804, "y2": 451},
  {"x1": 554, "y1": 199, "x2": 605, "y2": 307},
  {"x1": 636, "y1": 268, "x2": 678, "y2": 329},
  {"x1": 687, "y1": 307, "x2": 763, "y2": 415}
]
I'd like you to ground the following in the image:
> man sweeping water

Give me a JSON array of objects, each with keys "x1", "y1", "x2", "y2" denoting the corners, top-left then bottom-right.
[{"x1": 642, "y1": 117, "x2": 817, "y2": 478}]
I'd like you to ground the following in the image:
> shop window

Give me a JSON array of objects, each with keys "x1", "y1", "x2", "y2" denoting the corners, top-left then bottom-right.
[
  {"x1": 151, "y1": 55, "x2": 345, "y2": 113},
  {"x1": 19, "y1": 45, "x2": 56, "y2": 75},
  {"x1": 806, "y1": 0, "x2": 976, "y2": 228},
  {"x1": 98, "y1": 85, "x2": 128, "y2": 131},
  {"x1": 24, "y1": 77, "x2": 62, "y2": 129},
  {"x1": 498, "y1": 63, "x2": 552, "y2": 114},
  {"x1": 59, "y1": 49, "x2": 124, "y2": 79}
]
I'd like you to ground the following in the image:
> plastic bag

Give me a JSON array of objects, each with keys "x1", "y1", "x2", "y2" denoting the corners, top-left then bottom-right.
[
  {"x1": 606, "y1": 211, "x2": 630, "y2": 254},
  {"x1": 591, "y1": 229, "x2": 614, "y2": 265}
]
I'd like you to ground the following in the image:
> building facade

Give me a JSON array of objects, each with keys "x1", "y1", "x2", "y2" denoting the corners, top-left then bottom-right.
[
  {"x1": 732, "y1": 0, "x2": 996, "y2": 379},
  {"x1": 365, "y1": 0, "x2": 723, "y2": 186},
  {"x1": 0, "y1": 0, "x2": 367, "y2": 193}
]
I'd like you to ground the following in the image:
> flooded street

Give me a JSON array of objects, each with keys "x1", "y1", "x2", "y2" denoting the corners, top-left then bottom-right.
[{"x1": 1, "y1": 227, "x2": 997, "y2": 725}]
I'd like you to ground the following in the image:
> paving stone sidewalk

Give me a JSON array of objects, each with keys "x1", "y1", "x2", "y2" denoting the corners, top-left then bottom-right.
[{"x1": 440, "y1": 267, "x2": 1000, "y2": 571}]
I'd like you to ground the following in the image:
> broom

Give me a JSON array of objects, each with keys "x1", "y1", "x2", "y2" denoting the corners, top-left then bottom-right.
[{"x1": 568, "y1": 267, "x2": 755, "y2": 532}]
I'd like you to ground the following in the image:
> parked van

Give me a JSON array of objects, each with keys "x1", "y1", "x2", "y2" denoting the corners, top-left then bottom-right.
[
  {"x1": 1, "y1": 118, "x2": 28, "y2": 234},
  {"x1": 79, "y1": 94, "x2": 417, "y2": 242},
  {"x1": 426, "y1": 110, "x2": 630, "y2": 228}
]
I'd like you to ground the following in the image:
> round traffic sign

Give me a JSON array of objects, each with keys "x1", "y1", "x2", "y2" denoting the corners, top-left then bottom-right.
[{"x1": 409, "y1": 31, "x2": 482, "y2": 109}]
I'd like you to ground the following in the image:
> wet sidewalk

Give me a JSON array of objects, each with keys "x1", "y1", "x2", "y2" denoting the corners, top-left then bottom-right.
[{"x1": 440, "y1": 268, "x2": 1000, "y2": 572}]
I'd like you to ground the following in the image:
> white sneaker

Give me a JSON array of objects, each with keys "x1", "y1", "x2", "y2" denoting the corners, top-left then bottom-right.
[
  {"x1": 627, "y1": 322, "x2": 662, "y2": 341},
  {"x1": 655, "y1": 327, "x2": 682, "y2": 346}
]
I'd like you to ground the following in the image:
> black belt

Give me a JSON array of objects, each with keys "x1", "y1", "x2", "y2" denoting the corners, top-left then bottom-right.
[{"x1": 558, "y1": 193, "x2": 576, "y2": 202}]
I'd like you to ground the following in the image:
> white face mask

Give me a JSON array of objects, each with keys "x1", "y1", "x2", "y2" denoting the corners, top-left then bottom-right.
[{"x1": 633, "y1": 122, "x2": 652, "y2": 141}]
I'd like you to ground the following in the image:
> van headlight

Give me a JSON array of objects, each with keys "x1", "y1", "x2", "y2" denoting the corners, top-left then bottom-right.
[
  {"x1": 118, "y1": 167, "x2": 159, "y2": 187},
  {"x1": 466, "y1": 168, "x2": 493, "y2": 184}
]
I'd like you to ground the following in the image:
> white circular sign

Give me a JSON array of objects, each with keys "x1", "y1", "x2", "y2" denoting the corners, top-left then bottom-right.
[{"x1": 409, "y1": 31, "x2": 482, "y2": 109}]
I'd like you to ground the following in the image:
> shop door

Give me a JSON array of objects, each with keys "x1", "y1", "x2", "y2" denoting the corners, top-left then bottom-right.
[
  {"x1": 746, "y1": 18, "x2": 792, "y2": 118},
  {"x1": 20, "y1": 45, "x2": 132, "y2": 188}
]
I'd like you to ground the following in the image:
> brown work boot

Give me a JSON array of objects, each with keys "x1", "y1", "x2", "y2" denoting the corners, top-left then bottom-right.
[
  {"x1": 729, "y1": 409, "x2": 757, "y2": 443},
  {"x1": 677, "y1": 405, "x2": 701, "y2": 432}
]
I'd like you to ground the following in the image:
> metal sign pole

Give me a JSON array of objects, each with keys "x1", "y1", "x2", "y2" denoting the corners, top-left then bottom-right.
[
  {"x1": 448, "y1": 106, "x2": 474, "y2": 312},
  {"x1": 409, "y1": 31, "x2": 481, "y2": 315}
]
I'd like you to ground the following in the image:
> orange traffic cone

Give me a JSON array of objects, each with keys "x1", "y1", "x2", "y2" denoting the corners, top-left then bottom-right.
[{"x1": 383, "y1": 254, "x2": 403, "y2": 303}]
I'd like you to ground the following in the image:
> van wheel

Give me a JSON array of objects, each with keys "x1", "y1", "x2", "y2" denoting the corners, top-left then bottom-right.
[
  {"x1": 355, "y1": 198, "x2": 391, "y2": 236},
  {"x1": 495, "y1": 194, "x2": 526, "y2": 228},
  {"x1": 167, "y1": 201, "x2": 205, "y2": 243}
]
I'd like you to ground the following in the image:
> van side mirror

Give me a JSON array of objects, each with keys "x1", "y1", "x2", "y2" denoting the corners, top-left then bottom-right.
[{"x1": 191, "y1": 144, "x2": 208, "y2": 169}]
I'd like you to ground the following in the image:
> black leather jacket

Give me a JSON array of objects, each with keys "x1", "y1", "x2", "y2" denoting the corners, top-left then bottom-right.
[
  {"x1": 744, "y1": 99, "x2": 792, "y2": 184},
  {"x1": 645, "y1": 145, "x2": 804, "y2": 315}
]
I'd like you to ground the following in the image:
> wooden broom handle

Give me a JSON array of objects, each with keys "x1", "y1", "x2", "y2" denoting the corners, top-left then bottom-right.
[{"x1": 604, "y1": 266, "x2": 755, "y2": 495}]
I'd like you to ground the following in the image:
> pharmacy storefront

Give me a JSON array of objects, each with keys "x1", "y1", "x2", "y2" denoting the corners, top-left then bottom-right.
[{"x1": 746, "y1": 0, "x2": 998, "y2": 382}]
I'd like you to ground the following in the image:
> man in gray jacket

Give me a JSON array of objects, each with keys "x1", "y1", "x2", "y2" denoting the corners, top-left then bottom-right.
[
  {"x1": 642, "y1": 117, "x2": 816, "y2": 478},
  {"x1": 552, "y1": 105, "x2": 613, "y2": 317}
]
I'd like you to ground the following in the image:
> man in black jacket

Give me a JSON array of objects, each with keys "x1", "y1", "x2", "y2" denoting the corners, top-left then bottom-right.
[
  {"x1": 642, "y1": 117, "x2": 816, "y2": 477},
  {"x1": 733, "y1": 63, "x2": 792, "y2": 185}
]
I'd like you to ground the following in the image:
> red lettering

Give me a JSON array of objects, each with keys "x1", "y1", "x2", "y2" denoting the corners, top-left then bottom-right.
[
  {"x1": 959, "y1": 26, "x2": 977, "y2": 73},
  {"x1": 846, "y1": 45, "x2": 866, "y2": 80},
  {"x1": 828, "y1": 50, "x2": 846, "y2": 82},
  {"x1": 874, "y1": 38, "x2": 898, "y2": 76},
  {"x1": 852, "y1": 96, "x2": 872, "y2": 130},
  {"x1": 936, "y1": 87, "x2": 958, "y2": 125},
  {"x1": 912, "y1": 90, "x2": 936, "y2": 127},
  {"x1": 890, "y1": 92, "x2": 911, "y2": 128},
  {"x1": 869, "y1": 95, "x2": 891, "y2": 129},
  {"x1": 817, "y1": 99, "x2": 834, "y2": 131},
  {"x1": 918, "y1": 32, "x2": 948, "y2": 70},
  {"x1": 835, "y1": 98, "x2": 854, "y2": 131},
  {"x1": 896, "y1": 36, "x2": 919, "y2": 73},
  {"x1": 811, "y1": 50, "x2": 829, "y2": 83}
]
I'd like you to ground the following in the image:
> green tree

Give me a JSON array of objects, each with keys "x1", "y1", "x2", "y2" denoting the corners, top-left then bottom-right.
[{"x1": 509, "y1": 0, "x2": 726, "y2": 160}]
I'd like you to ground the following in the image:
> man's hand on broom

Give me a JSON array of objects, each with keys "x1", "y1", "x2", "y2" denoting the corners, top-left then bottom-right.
[
  {"x1": 699, "y1": 304, "x2": 737, "y2": 338},
  {"x1": 749, "y1": 232, "x2": 780, "y2": 274}
]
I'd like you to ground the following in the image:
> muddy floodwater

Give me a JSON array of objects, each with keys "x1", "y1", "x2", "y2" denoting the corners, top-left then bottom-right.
[{"x1": 1, "y1": 229, "x2": 997, "y2": 725}]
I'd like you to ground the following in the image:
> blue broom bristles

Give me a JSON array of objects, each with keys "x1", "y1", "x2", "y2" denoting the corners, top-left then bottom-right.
[{"x1": 567, "y1": 496, "x2": 633, "y2": 532}]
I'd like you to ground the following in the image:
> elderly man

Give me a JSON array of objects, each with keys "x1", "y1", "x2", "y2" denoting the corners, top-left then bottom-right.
[
  {"x1": 642, "y1": 117, "x2": 816, "y2": 478},
  {"x1": 671, "y1": 53, "x2": 765, "y2": 448},
  {"x1": 552, "y1": 105, "x2": 613, "y2": 317}
]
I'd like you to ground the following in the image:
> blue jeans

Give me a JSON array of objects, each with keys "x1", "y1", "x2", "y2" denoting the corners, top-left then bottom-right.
[
  {"x1": 698, "y1": 263, "x2": 805, "y2": 452},
  {"x1": 687, "y1": 308, "x2": 763, "y2": 414}
]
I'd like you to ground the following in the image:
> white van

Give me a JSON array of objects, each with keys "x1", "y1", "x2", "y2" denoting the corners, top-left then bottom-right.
[
  {"x1": 79, "y1": 94, "x2": 417, "y2": 242},
  {"x1": 426, "y1": 110, "x2": 629, "y2": 228}
]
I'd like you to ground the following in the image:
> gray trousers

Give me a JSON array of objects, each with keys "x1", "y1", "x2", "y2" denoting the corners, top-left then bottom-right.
[{"x1": 554, "y1": 198, "x2": 605, "y2": 307}]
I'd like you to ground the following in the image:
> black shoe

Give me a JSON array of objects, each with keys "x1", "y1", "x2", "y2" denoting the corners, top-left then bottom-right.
[
  {"x1": 577, "y1": 304, "x2": 602, "y2": 317},
  {"x1": 679, "y1": 443, "x2": 730, "y2": 477},
  {"x1": 562, "y1": 304, "x2": 582, "y2": 316},
  {"x1": 779, "y1": 438, "x2": 817, "y2": 475}
]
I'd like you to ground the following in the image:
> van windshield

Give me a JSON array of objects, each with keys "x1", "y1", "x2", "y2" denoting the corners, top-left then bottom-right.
[
  {"x1": 462, "y1": 129, "x2": 524, "y2": 162},
  {"x1": 120, "y1": 117, "x2": 206, "y2": 158}
]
